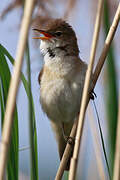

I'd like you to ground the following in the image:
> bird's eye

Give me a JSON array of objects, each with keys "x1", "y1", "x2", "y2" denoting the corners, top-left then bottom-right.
[{"x1": 55, "y1": 31, "x2": 62, "y2": 36}]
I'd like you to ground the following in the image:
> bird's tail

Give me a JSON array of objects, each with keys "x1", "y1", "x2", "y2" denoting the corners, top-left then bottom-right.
[{"x1": 50, "y1": 121, "x2": 74, "y2": 170}]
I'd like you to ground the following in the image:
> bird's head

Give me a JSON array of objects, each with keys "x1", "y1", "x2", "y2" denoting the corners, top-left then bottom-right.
[{"x1": 33, "y1": 19, "x2": 79, "y2": 57}]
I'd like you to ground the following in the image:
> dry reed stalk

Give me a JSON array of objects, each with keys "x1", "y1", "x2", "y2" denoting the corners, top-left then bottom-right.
[
  {"x1": 0, "y1": 0, "x2": 35, "y2": 179},
  {"x1": 88, "y1": 105, "x2": 106, "y2": 180},
  {"x1": 113, "y1": 98, "x2": 120, "y2": 180},
  {"x1": 55, "y1": 2, "x2": 120, "y2": 180},
  {"x1": 69, "y1": 0, "x2": 103, "y2": 179}
]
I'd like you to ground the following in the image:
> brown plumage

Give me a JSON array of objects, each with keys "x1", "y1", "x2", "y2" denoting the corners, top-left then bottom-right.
[{"x1": 34, "y1": 19, "x2": 90, "y2": 170}]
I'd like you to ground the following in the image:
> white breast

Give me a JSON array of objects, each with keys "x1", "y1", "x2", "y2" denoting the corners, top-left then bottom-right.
[
  {"x1": 40, "y1": 77, "x2": 82, "y2": 123},
  {"x1": 40, "y1": 60, "x2": 84, "y2": 123},
  {"x1": 39, "y1": 40, "x2": 87, "y2": 123}
]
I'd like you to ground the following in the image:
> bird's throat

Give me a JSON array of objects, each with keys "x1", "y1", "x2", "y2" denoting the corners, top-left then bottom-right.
[{"x1": 47, "y1": 48, "x2": 55, "y2": 58}]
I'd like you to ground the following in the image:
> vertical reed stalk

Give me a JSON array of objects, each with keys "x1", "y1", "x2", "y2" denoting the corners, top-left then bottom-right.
[
  {"x1": 0, "y1": 0, "x2": 35, "y2": 179},
  {"x1": 69, "y1": 0, "x2": 103, "y2": 179}
]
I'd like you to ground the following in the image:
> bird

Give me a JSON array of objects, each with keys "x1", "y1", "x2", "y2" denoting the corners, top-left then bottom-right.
[{"x1": 33, "y1": 19, "x2": 93, "y2": 170}]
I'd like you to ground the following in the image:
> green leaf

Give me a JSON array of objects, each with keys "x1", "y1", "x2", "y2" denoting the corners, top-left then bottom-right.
[
  {"x1": 0, "y1": 82, "x2": 5, "y2": 125},
  {"x1": 25, "y1": 41, "x2": 38, "y2": 180},
  {"x1": 0, "y1": 43, "x2": 38, "y2": 180},
  {"x1": 103, "y1": 0, "x2": 118, "y2": 176},
  {"x1": 0, "y1": 48, "x2": 19, "y2": 180}
]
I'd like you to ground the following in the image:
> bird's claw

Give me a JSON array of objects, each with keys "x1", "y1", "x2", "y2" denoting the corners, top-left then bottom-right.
[
  {"x1": 66, "y1": 136, "x2": 75, "y2": 146},
  {"x1": 89, "y1": 90, "x2": 97, "y2": 100}
]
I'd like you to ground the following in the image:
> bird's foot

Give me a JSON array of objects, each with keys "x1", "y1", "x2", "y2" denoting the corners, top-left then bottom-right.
[
  {"x1": 65, "y1": 136, "x2": 75, "y2": 146},
  {"x1": 89, "y1": 90, "x2": 97, "y2": 100}
]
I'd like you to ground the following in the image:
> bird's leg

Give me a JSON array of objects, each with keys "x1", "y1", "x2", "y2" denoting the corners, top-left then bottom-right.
[
  {"x1": 61, "y1": 123, "x2": 75, "y2": 146},
  {"x1": 60, "y1": 123, "x2": 68, "y2": 142}
]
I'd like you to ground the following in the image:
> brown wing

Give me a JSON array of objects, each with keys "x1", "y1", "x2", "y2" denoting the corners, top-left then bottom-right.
[{"x1": 38, "y1": 67, "x2": 44, "y2": 84}]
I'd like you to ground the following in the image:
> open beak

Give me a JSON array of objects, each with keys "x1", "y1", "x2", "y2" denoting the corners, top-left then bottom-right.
[{"x1": 33, "y1": 29, "x2": 53, "y2": 40}]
